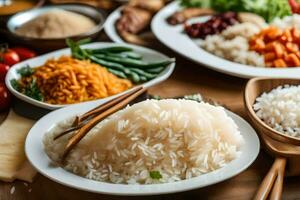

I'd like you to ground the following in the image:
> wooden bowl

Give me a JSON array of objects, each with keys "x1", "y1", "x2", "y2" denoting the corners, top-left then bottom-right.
[
  {"x1": 5, "y1": 4, "x2": 106, "y2": 52},
  {"x1": 244, "y1": 77, "x2": 300, "y2": 146}
]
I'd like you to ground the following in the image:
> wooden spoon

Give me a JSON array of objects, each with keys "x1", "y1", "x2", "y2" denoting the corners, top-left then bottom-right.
[{"x1": 244, "y1": 77, "x2": 300, "y2": 200}]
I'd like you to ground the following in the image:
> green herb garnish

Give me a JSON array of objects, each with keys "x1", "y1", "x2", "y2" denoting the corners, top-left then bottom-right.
[
  {"x1": 17, "y1": 65, "x2": 34, "y2": 77},
  {"x1": 149, "y1": 171, "x2": 162, "y2": 180},
  {"x1": 10, "y1": 79, "x2": 20, "y2": 91},
  {"x1": 24, "y1": 79, "x2": 43, "y2": 101}
]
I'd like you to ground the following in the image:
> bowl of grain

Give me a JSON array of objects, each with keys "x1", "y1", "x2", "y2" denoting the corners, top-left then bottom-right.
[
  {"x1": 6, "y1": 4, "x2": 106, "y2": 52},
  {"x1": 244, "y1": 77, "x2": 300, "y2": 145}
]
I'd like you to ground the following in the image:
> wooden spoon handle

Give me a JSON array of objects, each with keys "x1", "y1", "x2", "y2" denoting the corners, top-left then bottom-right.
[
  {"x1": 253, "y1": 158, "x2": 280, "y2": 200},
  {"x1": 270, "y1": 158, "x2": 287, "y2": 200},
  {"x1": 74, "y1": 86, "x2": 143, "y2": 125}
]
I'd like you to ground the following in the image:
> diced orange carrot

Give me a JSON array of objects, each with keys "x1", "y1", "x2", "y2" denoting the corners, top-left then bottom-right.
[
  {"x1": 267, "y1": 28, "x2": 283, "y2": 40},
  {"x1": 273, "y1": 59, "x2": 287, "y2": 68},
  {"x1": 264, "y1": 52, "x2": 276, "y2": 61},
  {"x1": 283, "y1": 29, "x2": 293, "y2": 42},
  {"x1": 279, "y1": 35, "x2": 288, "y2": 43},
  {"x1": 265, "y1": 62, "x2": 273, "y2": 68},
  {"x1": 286, "y1": 54, "x2": 300, "y2": 66},
  {"x1": 286, "y1": 42, "x2": 299, "y2": 53},
  {"x1": 265, "y1": 42, "x2": 275, "y2": 52},
  {"x1": 274, "y1": 43, "x2": 284, "y2": 58}
]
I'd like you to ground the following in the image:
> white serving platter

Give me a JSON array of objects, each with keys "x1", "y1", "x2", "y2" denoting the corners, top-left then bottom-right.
[{"x1": 151, "y1": 1, "x2": 300, "y2": 78}]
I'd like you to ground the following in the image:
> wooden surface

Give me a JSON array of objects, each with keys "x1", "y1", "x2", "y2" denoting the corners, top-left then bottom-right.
[{"x1": 1, "y1": 38, "x2": 300, "y2": 200}]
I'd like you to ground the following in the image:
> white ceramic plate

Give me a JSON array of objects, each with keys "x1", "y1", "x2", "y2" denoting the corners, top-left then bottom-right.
[
  {"x1": 152, "y1": 1, "x2": 300, "y2": 78},
  {"x1": 25, "y1": 101, "x2": 260, "y2": 196},
  {"x1": 5, "y1": 42, "x2": 175, "y2": 110},
  {"x1": 104, "y1": 6, "x2": 125, "y2": 43},
  {"x1": 104, "y1": 6, "x2": 156, "y2": 45}
]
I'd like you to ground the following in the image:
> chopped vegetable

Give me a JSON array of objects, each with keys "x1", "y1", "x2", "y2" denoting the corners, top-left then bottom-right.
[
  {"x1": 289, "y1": 0, "x2": 300, "y2": 14},
  {"x1": 67, "y1": 39, "x2": 175, "y2": 83},
  {"x1": 10, "y1": 79, "x2": 19, "y2": 91},
  {"x1": 24, "y1": 79, "x2": 43, "y2": 101},
  {"x1": 149, "y1": 171, "x2": 162, "y2": 179},
  {"x1": 250, "y1": 27, "x2": 300, "y2": 67},
  {"x1": 17, "y1": 65, "x2": 34, "y2": 77},
  {"x1": 180, "y1": 0, "x2": 292, "y2": 22}
]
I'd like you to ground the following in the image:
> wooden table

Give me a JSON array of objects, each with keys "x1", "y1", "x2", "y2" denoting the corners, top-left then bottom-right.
[{"x1": 1, "y1": 39, "x2": 300, "y2": 200}]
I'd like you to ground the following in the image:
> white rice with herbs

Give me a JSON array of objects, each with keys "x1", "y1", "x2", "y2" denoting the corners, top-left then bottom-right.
[
  {"x1": 254, "y1": 85, "x2": 300, "y2": 138},
  {"x1": 44, "y1": 99, "x2": 244, "y2": 184}
]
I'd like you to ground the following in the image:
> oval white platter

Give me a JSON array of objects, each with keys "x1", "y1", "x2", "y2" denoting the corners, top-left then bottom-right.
[
  {"x1": 152, "y1": 1, "x2": 300, "y2": 78},
  {"x1": 25, "y1": 100, "x2": 260, "y2": 196},
  {"x1": 104, "y1": 6, "x2": 125, "y2": 43},
  {"x1": 5, "y1": 42, "x2": 175, "y2": 110}
]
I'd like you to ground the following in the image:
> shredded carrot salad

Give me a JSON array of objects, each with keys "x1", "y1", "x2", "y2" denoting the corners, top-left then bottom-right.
[{"x1": 18, "y1": 56, "x2": 132, "y2": 104}]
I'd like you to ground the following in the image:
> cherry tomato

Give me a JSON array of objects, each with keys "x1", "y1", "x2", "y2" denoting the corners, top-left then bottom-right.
[
  {"x1": 11, "y1": 47, "x2": 36, "y2": 61},
  {"x1": 1, "y1": 49, "x2": 20, "y2": 66},
  {"x1": 0, "y1": 83, "x2": 11, "y2": 111},
  {"x1": 289, "y1": 0, "x2": 300, "y2": 13},
  {"x1": 0, "y1": 63, "x2": 9, "y2": 82}
]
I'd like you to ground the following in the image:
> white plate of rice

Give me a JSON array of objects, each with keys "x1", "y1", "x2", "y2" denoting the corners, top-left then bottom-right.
[
  {"x1": 26, "y1": 99, "x2": 259, "y2": 195},
  {"x1": 151, "y1": 1, "x2": 300, "y2": 78}
]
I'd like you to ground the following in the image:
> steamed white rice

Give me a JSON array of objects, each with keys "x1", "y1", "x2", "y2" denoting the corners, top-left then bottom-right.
[
  {"x1": 272, "y1": 14, "x2": 300, "y2": 30},
  {"x1": 44, "y1": 99, "x2": 244, "y2": 184},
  {"x1": 254, "y1": 85, "x2": 300, "y2": 138},
  {"x1": 200, "y1": 22, "x2": 265, "y2": 67}
]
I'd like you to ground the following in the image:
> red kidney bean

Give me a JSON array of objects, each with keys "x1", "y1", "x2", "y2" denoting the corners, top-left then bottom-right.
[{"x1": 185, "y1": 12, "x2": 239, "y2": 39}]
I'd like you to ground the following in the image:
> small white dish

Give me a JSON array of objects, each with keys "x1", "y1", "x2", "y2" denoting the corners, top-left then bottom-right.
[
  {"x1": 104, "y1": 6, "x2": 155, "y2": 45},
  {"x1": 5, "y1": 42, "x2": 175, "y2": 110},
  {"x1": 25, "y1": 101, "x2": 260, "y2": 196},
  {"x1": 151, "y1": 1, "x2": 300, "y2": 78},
  {"x1": 104, "y1": 6, "x2": 125, "y2": 43}
]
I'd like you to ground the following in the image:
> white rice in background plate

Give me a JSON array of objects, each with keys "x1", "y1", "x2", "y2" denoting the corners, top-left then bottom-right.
[
  {"x1": 272, "y1": 14, "x2": 300, "y2": 30},
  {"x1": 200, "y1": 22, "x2": 265, "y2": 67},
  {"x1": 44, "y1": 99, "x2": 244, "y2": 184},
  {"x1": 254, "y1": 85, "x2": 300, "y2": 138}
]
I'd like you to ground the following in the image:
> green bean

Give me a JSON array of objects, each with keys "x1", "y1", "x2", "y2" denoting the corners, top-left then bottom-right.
[
  {"x1": 100, "y1": 52, "x2": 142, "y2": 60},
  {"x1": 77, "y1": 38, "x2": 92, "y2": 45},
  {"x1": 128, "y1": 71, "x2": 140, "y2": 83},
  {"x1": 95, "y1": 54, "x2": 175, "y2": 69},
  {"x1": 107, "y1": 69, "x2": 127, "y2": 79},
  {"x1": 145, "y1": 67, "x2": 165, "y2": 74},
  {"x1": 89, "y1": 55, "x2": 131, "y2": 74},
  {"x1": 128, "y1": 68, "x2": 156, "y2": 79},
  {"x1": 121, "y1": 51, "x2": 142, "y2": 60},
  {"x1": 91, "y1": 46, "x2": 133, "y2": 54},
  {"x1": 139, "y1": 76, "x2": 147, "y2": 82}
]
